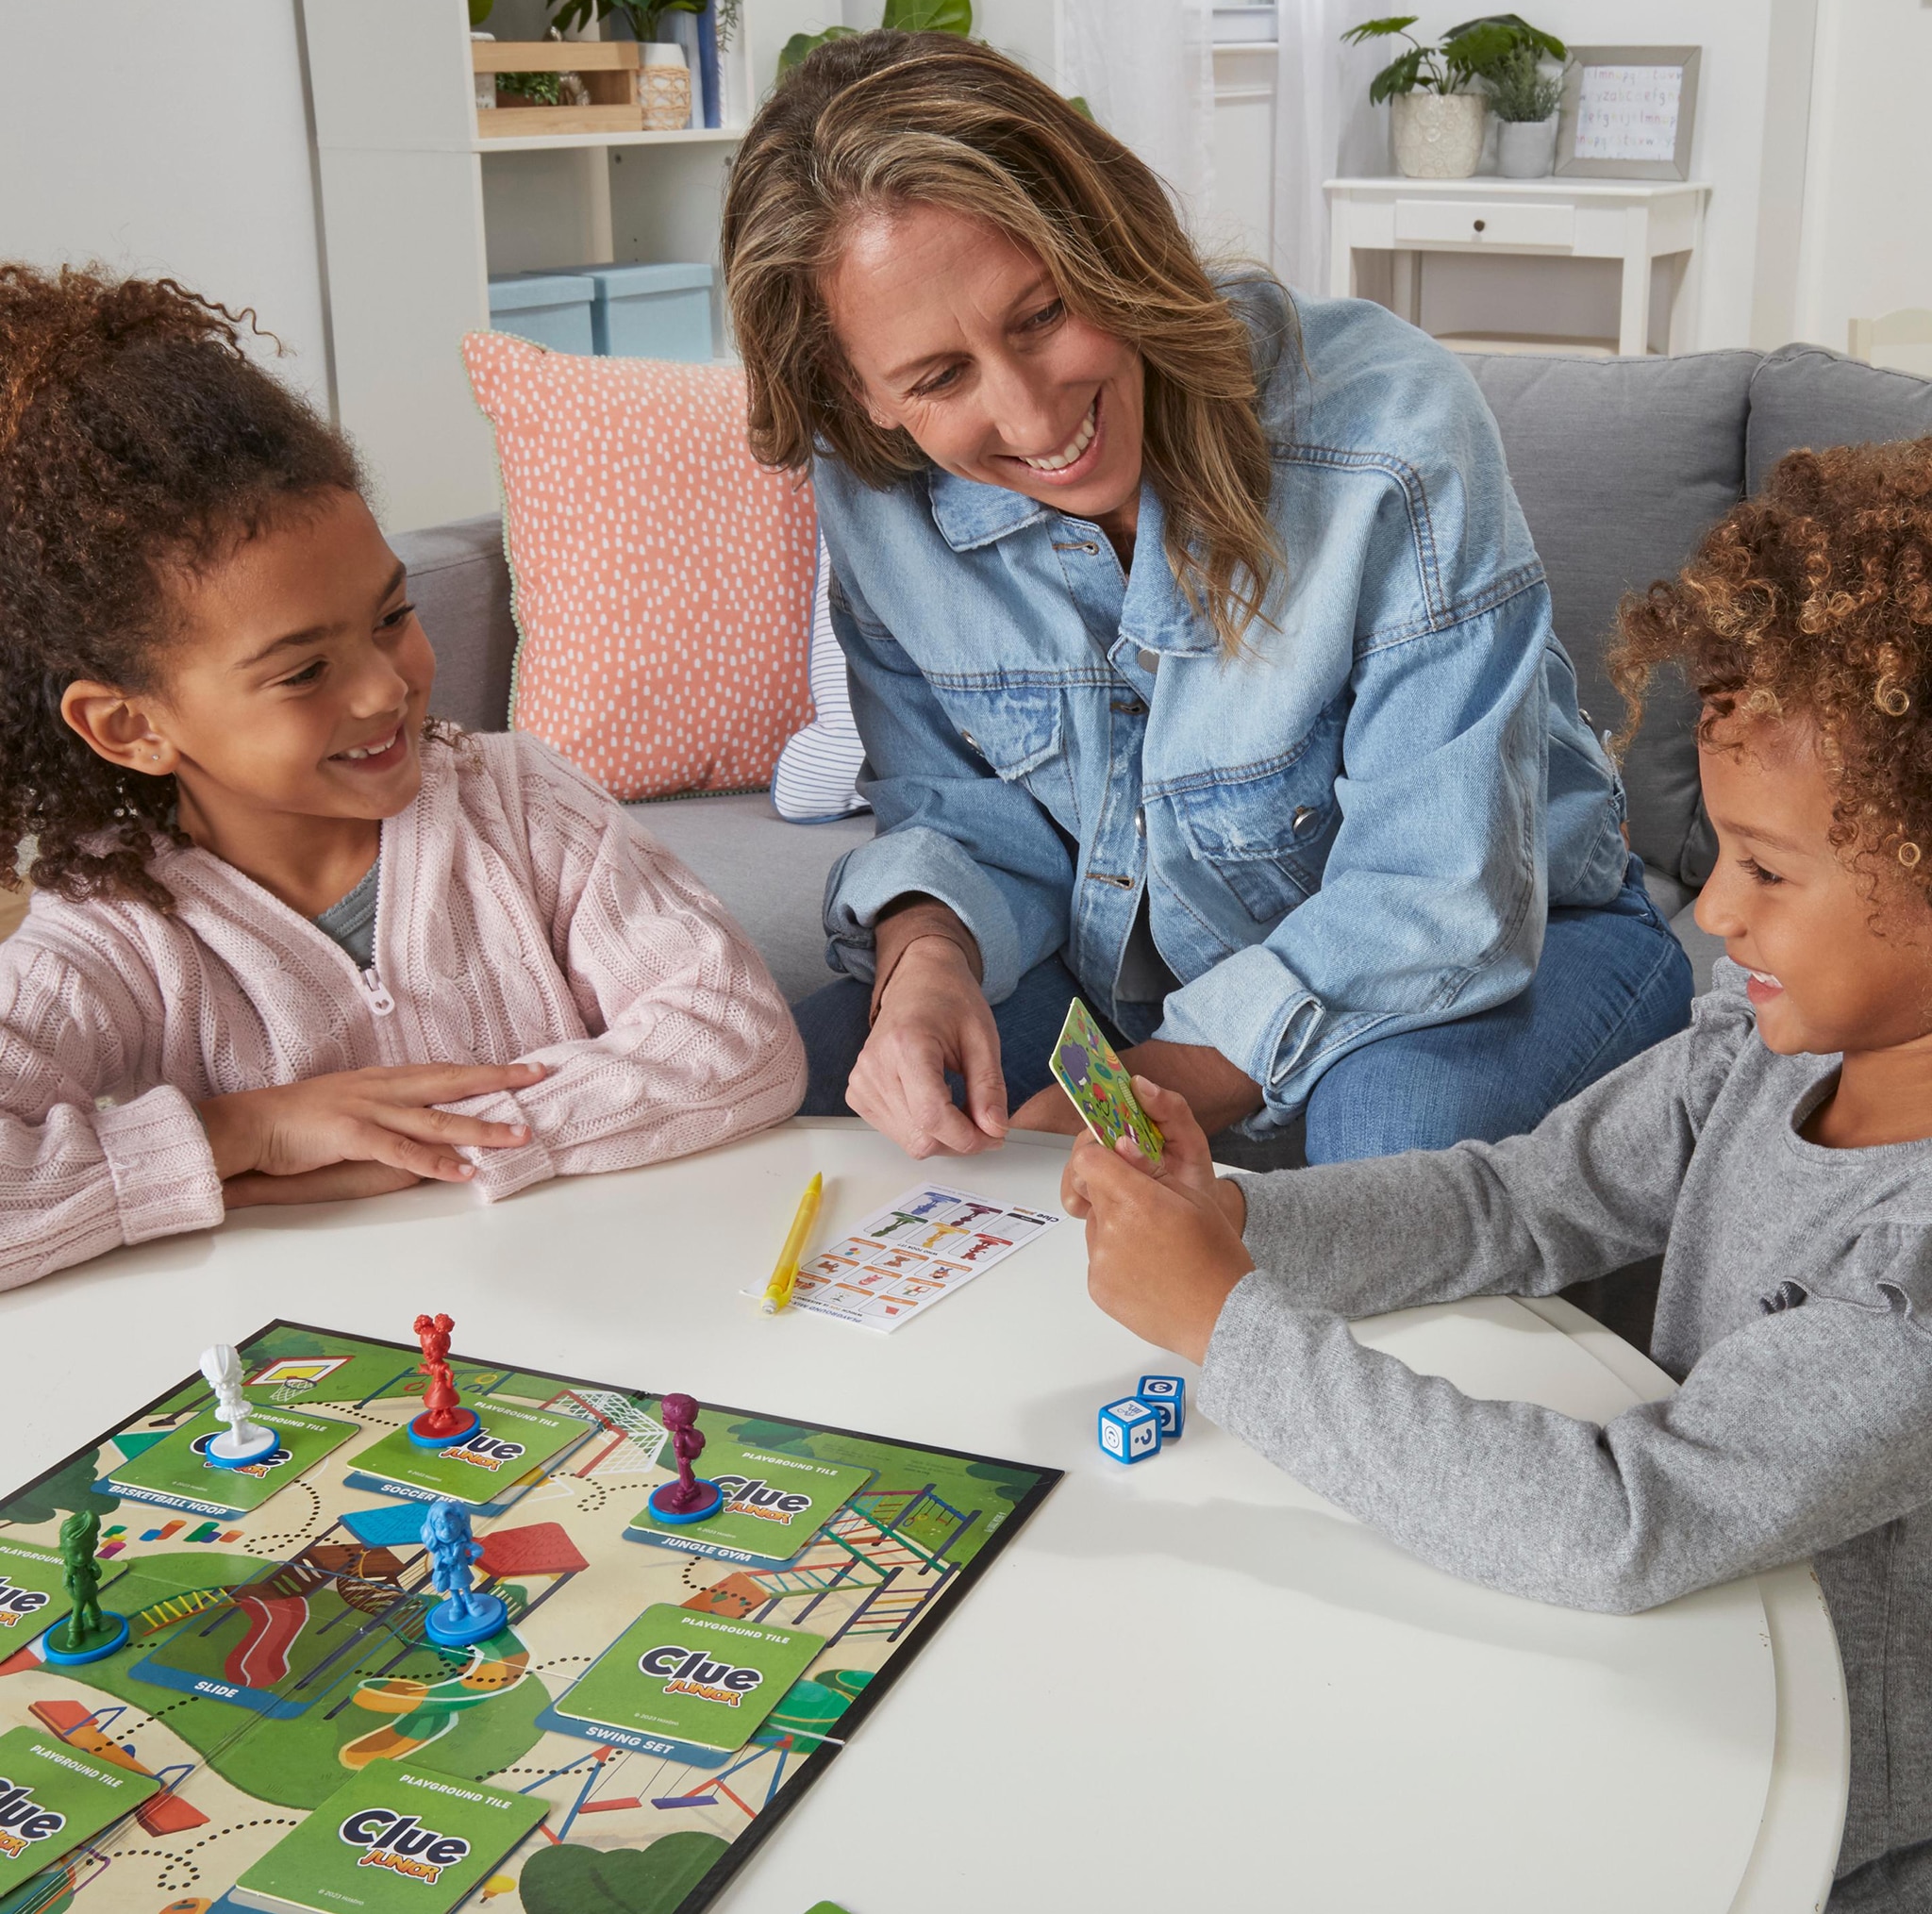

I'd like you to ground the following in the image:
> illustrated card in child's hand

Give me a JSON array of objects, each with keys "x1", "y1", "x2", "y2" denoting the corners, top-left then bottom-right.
[{"x1": 1049, "y1": 998, "x2": 1164, "y2": 1163}]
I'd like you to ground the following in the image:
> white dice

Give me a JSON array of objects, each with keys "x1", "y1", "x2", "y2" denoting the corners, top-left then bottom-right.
[{"x1": 1097, "y1": 1396, "x2": 1162, "y2": 1463}]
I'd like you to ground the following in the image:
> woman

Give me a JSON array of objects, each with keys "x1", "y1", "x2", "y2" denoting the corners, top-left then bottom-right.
[{"x1": 722, "y1": 32, "x2": 1690, "y2": 1164}]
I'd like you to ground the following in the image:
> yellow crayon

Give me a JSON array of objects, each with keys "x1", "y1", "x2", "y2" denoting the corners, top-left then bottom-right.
[{"x1": 760, "y1": 1173, "x2": 823, "y2": 1315}]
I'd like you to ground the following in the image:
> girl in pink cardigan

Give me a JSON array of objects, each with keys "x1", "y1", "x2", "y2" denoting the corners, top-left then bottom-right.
[{"x1": 0, "y1": 265, "x2": 805, "y2": 1288}]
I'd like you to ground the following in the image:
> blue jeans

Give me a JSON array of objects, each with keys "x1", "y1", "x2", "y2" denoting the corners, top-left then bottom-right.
[{"x1": 793, "y1": 858, "x2": 1692, "y2": 1163}]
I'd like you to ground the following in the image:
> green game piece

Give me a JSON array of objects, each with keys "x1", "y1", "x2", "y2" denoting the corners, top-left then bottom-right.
[
  {"x1": 0, "y1": 1540, "x2": 69, "y2": 1642},
  {"x1": 555, "y1": 1604, "x2": 824, "y2": 1756},
  {"x1": 626, "y1": 1433, "x2": 875, "y2": 1569},
  {"x1": 106, "y1": 1403, "x2": 358, "y2": 1518},
  {"x1": 803, "y1": 1904, "x2": 856, "y2": 1913},
  {"x1": 0, "y1": 1724, "x2": 158, "y2": 1885},
  {"x1": 44, "y1": 1510, "x2": 124, "y2": 1661},
  {"x1": 229, "y1": 1764, "x2": 546, "y2": 1914},
  {"x1": 347, "y1": 1396, "x2": 592, "y2": 1510}
]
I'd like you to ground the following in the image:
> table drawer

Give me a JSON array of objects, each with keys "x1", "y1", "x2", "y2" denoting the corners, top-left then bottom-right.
[{"x1": 1393, "y1": 198, "x2": 1576, "y2": 248}]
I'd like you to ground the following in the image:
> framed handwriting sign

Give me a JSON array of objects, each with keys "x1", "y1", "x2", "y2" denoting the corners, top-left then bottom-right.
[{"x1": 1556, "y1": 46, "x2": 1701, "y2": 181}]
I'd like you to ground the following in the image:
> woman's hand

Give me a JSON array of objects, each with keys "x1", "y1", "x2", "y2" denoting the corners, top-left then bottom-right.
[
  {"x1": 846, "y1": 939, "x2": 1009, "y2": 1157},
  {"x1": 1063, "y1": 1126, "x2": 1254, "y2": 1365},
  {"x1": 198, "y1": 1061, "x2": 546, "y2": 1190}
]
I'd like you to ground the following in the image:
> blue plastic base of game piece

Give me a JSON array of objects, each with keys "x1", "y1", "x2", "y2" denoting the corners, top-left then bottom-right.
[
  {"x1": 41, "y1": 1611, "x2": 129, "y2": 1666},
  {"x1": 204, "y1": 1425, "x2": 279, "y2": 1470},
  {"x1": 408, "y1": 1407, "x2": 479, "y2": 1450},
  {"x1": 647, "y1": 1479, "x2": 724, "y2": 1525},
  {"x1": 423, "y1": 1590, "x2": 508, "y2": 1648}
]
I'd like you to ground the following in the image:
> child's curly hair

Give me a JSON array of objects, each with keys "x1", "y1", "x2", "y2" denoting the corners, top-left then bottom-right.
[
  {"x1": 0, "y1": 263, "x2": 360, "y2": 910},
  {"x1": 1612, "y1": 435, "x2": 1932, "y2": 891}
]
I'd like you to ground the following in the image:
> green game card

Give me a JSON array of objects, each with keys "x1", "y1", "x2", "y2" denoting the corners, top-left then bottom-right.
[
  {"x1": 624, "y1": 1438, "x2": 875, "y2": 1571},
  {"x1": 0, "y1": 1541, "x2": 67, "y2": 1641},
  {"x1": 0, "y1": 1725, "x2": 158, "y2": 1886},
  {"x1": 344, "y1": 1396, "x2": 593, "y2": 1512},
  {"x1": 230, "y1": 1764, "x2": 546, "y2": 1914},
  {"x1": 104, "y1": 1405, "x2": 358, "y2": 1520},
  {"x1": 553, "y1": 1605, "x2": 824, "y2": 1758}
]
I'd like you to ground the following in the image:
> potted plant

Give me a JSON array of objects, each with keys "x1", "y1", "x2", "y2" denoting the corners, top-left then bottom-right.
[
  {"x1": 1487, "y1": 43, "x2": 1564, "y2": 176},
  {"x1": 551, "y1": 0, "x2": 724, "y2": 128},
  {"x1": 1342, "y1": 14, "x2": 1564, "y2": 179}
]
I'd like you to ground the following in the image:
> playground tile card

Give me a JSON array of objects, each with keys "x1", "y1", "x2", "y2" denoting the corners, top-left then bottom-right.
[
  {"x1": 745, "y1": 1183, "x2": 1058, "y2": 1335},
  {"x1": 229, "y1": 1763, "x2": 545, "y2": 1914},
  {"x1": 104, "y1": 1406, "x2": 358, "y2": 1521},
  {"x1": 0, "y1": 1541, "x2": 68, "y2": 1640},
  {"x1": 343, "y1": 1397, "x2": 594, "y2": 1515},
  {"x1": 546, "y1": 1605, "x2": 824, "y2": 1763},
  {"x1": 624, "y1": 1434, "x2": 874, "y2": 1571},
  {"x1": 1049, "y1": 997, "x2": 1165, "y2": 1163},
  {"x1": 0, "y1": 1725, "x2": 158, "y2": 1886}
]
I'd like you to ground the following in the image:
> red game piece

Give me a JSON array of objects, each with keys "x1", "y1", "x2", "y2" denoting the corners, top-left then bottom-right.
[
  {"x1": 408, "y1": 1312, "x2": 480, "y2": 1449},
  {"x1": 646, "y1": 1392, "x2": 723, "y2": 1524}
]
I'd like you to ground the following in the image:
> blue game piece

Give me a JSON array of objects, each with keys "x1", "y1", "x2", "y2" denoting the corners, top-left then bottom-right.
[
  {"x1": 407, "y1": 1406, "x2": 480, "y2": 1450},
  {"x1": 1136, "y1": 1374, "x2": 1187, "y2": 1439},
  {"x1": 419, "y1": 1500, "x2": 508, "y2": 1648},
  {"x1": 1097, "y1": 1396, "x2": 1161, "y2": 1464},
  {"x1": 41, "y1": 1610, "x2": 129, "y2": 1666}
]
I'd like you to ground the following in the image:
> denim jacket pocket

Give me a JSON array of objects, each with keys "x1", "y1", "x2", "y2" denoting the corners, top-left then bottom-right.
[
  {"x1": 1166, "y1": 720, "x2": 1343, "y2": 924},
  {"x1": 936, "y1": 682, "x2": 1078, "y2": 832}
]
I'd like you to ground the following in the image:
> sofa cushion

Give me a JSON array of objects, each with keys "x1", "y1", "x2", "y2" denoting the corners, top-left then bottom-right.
[
  {"x1": 391, "y1": 515, "x2": 518, "y2": 735},
  {"x1": 463, "y1": 332, "x2": 817, "y2": 800},
  {"x1": 1462, "y1": 350, "x2": 1757, "y2": 890},
  {"x1": 626, "y1": 793, "x2": 872, "y2": 1004},
  {"x1": 1747, "y1": 345, "x2": 1932, "y2": 494}
]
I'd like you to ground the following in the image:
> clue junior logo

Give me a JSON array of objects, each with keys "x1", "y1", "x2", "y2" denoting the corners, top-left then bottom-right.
[
  {"x1": 442, "y1": 1434, "x2": 525, "y2": 1474},
  {"x1": 338, "y1": 1807, "x2": 473, "y2": 1884},
  {"x1": 640, "y1": 1644, "x2": 766, "y2": 1708},
  {"x1": 710, "y1": 1475, "x2": 813, "y2": 1527},
  {"x1": 0, "y1": 1778, "x2": 65, "y2": 1859},
  {"x1": 0, "y1": 1575, "x2": 48, "y2": 1629}
]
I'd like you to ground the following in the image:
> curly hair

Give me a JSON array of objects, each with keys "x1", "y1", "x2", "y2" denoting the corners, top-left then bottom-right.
[
  {"x1": 0, "y1": 262, "x2": 361, "y2": 910},
  {"x1": 1611, "y1": 436, "x2": 1932, "y2": 892}
]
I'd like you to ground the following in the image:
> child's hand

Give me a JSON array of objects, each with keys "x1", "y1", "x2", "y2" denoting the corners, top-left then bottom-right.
[
  {"x1": 221, "y1": 1161, "x2": 424, "y2": 1209},
  {"x1": 1060, "y1": 1075, "x2": 1247, "y2": 1236},
  {"x1": 1064, "y1": 1134, "x2": 1256, "y2": 1365},
  {"x1": 198, "y1": 1061, "x2": 546, "y2": 1188}
]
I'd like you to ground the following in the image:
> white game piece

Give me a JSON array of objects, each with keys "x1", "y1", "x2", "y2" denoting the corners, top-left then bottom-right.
[{"x1": 200, "y1": 1344, "x2": 276, "y2": 1464}]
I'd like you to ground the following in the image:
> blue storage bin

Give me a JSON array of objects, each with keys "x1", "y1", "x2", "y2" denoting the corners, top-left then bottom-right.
[
  {"x1": 487, "y1": 274, "x2": 597, "y2": 355},
  {"x1": 581, "y1": 262, "x2": 715, "y2": 362}
]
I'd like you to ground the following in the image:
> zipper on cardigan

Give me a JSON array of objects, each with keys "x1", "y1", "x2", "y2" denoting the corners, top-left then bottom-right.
[{"x1": 358, "y1": 965, "x2": 396, "y2": 1018}]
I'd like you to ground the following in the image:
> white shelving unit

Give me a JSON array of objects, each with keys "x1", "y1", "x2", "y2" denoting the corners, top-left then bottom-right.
[{"x1": 302, "y1": 0, "x2": 822, "y2": 531}]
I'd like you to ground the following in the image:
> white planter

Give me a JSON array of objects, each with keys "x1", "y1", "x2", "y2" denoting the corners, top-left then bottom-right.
[
  {"x1": 638, "y1": 42, "x2": 691, "y2": 131},
  {"x1": 1390, "y1": 92, "x2": 1487, "y2": 179},
  {"x1": 1497, "y1": 113, "x2": 1559, "y2": 179}
]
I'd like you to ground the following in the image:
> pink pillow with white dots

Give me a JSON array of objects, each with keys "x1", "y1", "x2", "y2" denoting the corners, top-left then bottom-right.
[{"x1": 461, "y1": 331, "x2": 817, "y2": 800}]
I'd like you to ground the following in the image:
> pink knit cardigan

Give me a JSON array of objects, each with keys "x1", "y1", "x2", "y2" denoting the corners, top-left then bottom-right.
[{"x1": 0, "y1": 731, "x2": 806, "y2": 1288}]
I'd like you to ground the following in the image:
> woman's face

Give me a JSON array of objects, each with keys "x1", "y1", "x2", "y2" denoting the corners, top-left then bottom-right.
[{"x1": 824, "y1": 203, "x2": 1145, "y2": 525}]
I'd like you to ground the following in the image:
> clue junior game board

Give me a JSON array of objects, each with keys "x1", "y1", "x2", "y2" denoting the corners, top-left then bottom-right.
[{"x1": 0, "y1": 1323, "x2": 1059, "y2": 1913}]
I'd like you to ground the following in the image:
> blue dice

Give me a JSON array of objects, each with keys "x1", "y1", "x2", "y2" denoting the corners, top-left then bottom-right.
[
  {"x1": 1097, "y1": 1396, "x2": 1162, "y2": 1464},
  {"x1": 1136, "y1": 1374, "x2": 1187, "y2": 1439}
]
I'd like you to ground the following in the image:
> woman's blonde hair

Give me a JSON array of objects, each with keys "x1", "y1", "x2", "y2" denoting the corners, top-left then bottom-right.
[{"x1": 721, "y1": 31, "x2": 1285, "y2": 652}]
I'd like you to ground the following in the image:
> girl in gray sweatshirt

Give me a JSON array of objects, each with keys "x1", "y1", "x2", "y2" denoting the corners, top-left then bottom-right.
[{"x1": 1062, "y1": 437, "x2": 1932, "y2": 1909}]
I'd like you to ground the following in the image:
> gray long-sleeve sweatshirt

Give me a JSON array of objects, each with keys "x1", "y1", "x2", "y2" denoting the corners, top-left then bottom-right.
[{"x1": 1202, "y1": 961, "x2": 1932, "y2": 1904}]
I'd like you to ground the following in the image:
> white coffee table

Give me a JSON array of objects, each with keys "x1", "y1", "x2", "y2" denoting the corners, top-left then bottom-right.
[{"x1": 0, "y1": 1119, "x2": 1846, "y2": 1911}]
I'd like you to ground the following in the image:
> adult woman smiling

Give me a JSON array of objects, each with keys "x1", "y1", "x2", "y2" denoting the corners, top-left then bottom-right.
[{"x1": 723, "y1": 32, "x2": 1690, "y2": 1162}]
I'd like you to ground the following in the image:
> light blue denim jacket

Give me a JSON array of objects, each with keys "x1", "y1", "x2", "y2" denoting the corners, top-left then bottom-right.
[{"x1": 814, "y1": 282, "x2": 1629, "y2": 1126}]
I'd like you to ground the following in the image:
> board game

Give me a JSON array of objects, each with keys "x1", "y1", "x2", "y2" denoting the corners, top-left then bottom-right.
[{"x1": 0, "y1": 1323, "x2": 1059, "y2": 1913}]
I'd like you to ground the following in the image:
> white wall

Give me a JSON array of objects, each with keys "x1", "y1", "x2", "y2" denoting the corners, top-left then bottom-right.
[
  {"x1": 1411, "y1": 2, "x2": 1778, "y2": 352},
  {"x1": 0, "y1": 1, "x2": 331, "y2": 409},
  {"x1": 1791, "y1": 0, "x2": 1932, "y2": 354}
]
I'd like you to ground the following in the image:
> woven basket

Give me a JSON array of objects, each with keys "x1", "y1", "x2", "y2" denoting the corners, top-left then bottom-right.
[{"x1": 639, "y1": 65, "x2": 690, "y2": 131}]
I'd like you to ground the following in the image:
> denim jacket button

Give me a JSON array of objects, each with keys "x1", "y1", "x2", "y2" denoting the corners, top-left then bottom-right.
[
  {"x1": 1136, "y1": 648, "x2": 1160, "y2": 674},
  {"x1": 959, "y1": 728, "x2": 979, "y2": 754},
  {"x1": 1291, "y1": 805, "x2": 1321, "y2": 839},
  {"x1": 1135, "y1": 807, "x2": 1146, "y2": 837}
]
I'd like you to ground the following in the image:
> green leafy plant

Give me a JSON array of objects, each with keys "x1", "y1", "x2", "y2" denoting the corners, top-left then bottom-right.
[
  {"x1": 1341, "y1": 13, "x2": 1564, "y2": 104},
  {"x1": 496, "y1": 69, "x2": 565, "y2": 104},
  {"x1": 1485, "y1": 42, "x2": 1563, "y2": 122},
  {"x1": 779, "y1": 0, "x2": 973, "y2": 76},
  {"x1": 550, "y1": 0, "x2": 724, "y2": 50}
]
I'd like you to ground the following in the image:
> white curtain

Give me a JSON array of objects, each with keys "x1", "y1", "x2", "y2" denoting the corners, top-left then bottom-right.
[
  {"x1": 1272, "y1": 0, "x2": 1388, "y2": 294},
  {"x1": 1061, "y1": 0, "x2": 1217, "y2": 231}
]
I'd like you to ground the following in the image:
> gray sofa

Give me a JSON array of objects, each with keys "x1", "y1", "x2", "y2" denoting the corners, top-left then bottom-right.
[{"x1": 396, "y1": 342, "x2": 1932, "y2": 1008}]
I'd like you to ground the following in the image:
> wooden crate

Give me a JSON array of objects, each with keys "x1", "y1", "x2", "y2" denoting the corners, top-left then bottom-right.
[{"x1": 473, "y1": 40, "x2": 642, "y2": 138}]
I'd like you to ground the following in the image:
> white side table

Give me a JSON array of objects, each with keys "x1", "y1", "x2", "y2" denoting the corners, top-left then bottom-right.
[{"x1": 1324, "y1": 175, "x2": 1712, "y2": 357}]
